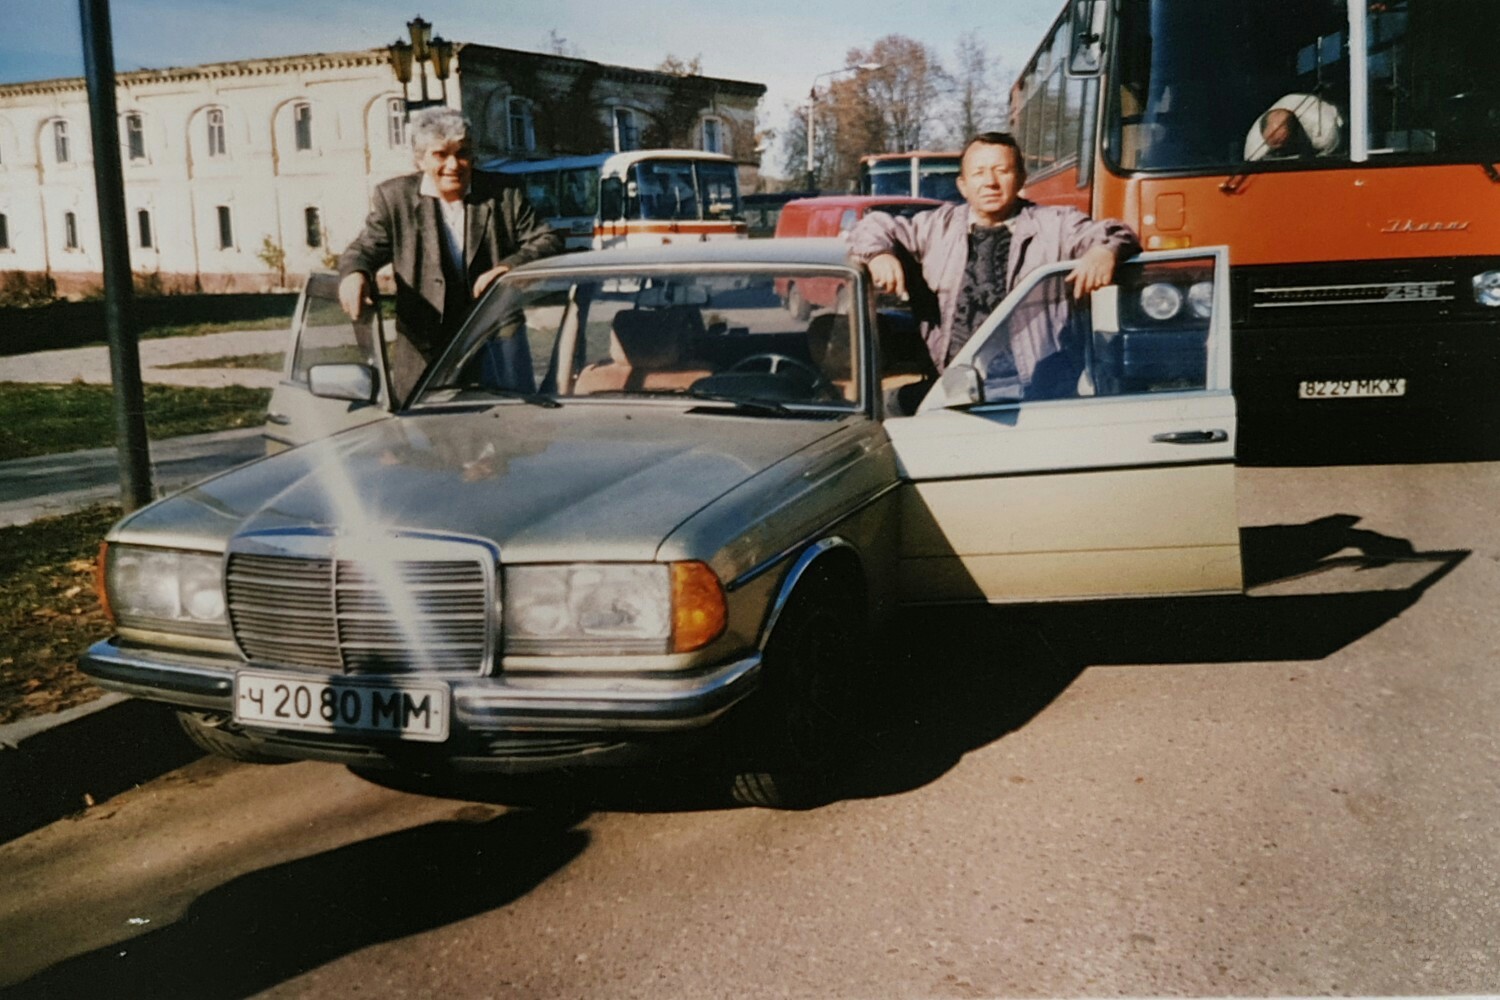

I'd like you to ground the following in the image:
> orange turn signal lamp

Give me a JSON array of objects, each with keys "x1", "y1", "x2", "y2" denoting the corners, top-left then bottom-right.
[{"x1": 671, "y1": 561, "x2": 726, "y2": 652}]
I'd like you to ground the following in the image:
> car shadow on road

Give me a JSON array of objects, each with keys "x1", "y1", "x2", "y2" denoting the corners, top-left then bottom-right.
[
  {"x1": 830, "y1": 513, "x2": 1467, "y2": 802},
  {"x1": 4, "y1": 806, "x2": 590, "y2": 1000}
]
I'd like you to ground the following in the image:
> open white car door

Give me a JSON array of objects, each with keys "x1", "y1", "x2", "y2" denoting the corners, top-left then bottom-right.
[
  {"x1": 263, "y1": 271, "x2": 394, "y2": 453},
  {"x1": 884, "y1": 247, "x2": 1242, "y2": 604}
]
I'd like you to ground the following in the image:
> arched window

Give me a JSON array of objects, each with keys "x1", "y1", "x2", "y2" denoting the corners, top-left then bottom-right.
[
  {"x1": 124, "y1": 113, "x2": 145, "y2": 160},
  {"x1": 507, "y1": 97, "x2": 536, "y2": 153},
  {"x1": 137, "y1": 209, "x2": 153, "y2": 249},
  {"x1": 64, "y1": 211, "x2": 79, "y2": 250},
  {"x1": 216, "y1": 205, "x2": 234, "y2": 249},
  {"x1": 293, "y1": 102, "x2": 313, "y2": 151},
  {"x1": 206, "y1": 109, "x2": 226, "y2": 157},
  {"x1": 700, "y1": 116, "x2": 725, "y2": 154},
  {"x1": 53, "y1": 120, "x2": 70, "y2": 163},
  {"x1": 612, "y1": 108, "x2": 640, "y2": 152}
]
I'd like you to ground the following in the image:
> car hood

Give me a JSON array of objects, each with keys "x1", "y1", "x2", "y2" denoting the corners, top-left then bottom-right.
[{"x1": 117, "y1": 404, "x2": 849, "y2": 562}]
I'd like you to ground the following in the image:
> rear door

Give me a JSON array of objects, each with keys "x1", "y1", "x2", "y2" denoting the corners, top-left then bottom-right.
[
  {"x1": 263, "y1": 272, "x2": 393, "y2": 453},
  {"x1": 884, "y1": 248, "x2": 1242, "y2": 604}
]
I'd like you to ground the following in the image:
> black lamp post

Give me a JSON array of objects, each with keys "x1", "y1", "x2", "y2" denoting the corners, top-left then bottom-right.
[{"x1": 387, "y1": 15, "x2": 454, "y2": 119}]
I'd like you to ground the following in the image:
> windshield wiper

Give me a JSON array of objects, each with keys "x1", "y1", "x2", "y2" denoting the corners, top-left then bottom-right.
[
  {"x1": 686, "y1": 388, "x2": 792, "y2": 416},
  {"x1": 485, "y1": 389, "x2": 562, "y2": 408}
]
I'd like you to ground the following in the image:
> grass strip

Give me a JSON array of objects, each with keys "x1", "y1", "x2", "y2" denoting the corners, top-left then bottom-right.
[{"x1": 0, "y1": 383, "x2": 272, "y2": 461}]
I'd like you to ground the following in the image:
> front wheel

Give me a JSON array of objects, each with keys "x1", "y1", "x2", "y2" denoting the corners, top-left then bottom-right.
[
  {"x1": 176, "y1": 710, "x2": 293, "y2": 764},
  {"x1": 729, "y1": 562, "x2": 866, "y2": 808}
]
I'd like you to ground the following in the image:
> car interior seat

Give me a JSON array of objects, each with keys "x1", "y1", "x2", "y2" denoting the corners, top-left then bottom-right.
[{"x1": 572, "y1": 308, "x2": 713, "y2": 394}]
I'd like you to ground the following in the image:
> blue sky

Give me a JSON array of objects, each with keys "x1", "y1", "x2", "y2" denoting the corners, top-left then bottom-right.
[{"x1": 1, "y1": 0, "x2": 1063, "y2": 145}]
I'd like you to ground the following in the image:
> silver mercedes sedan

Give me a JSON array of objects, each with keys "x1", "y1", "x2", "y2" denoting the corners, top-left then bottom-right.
[{"x1": 82, "y1": 238, "x2": 1242, "y2": 807}]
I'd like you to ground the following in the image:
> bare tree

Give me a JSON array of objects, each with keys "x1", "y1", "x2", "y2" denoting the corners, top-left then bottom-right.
[
  {"x1": 657, "y1": 53, "x2": 705, "y2": 76},
  {"x1": 543, "y1": 29, "x2": 581, "y2": 58},
  {"x1": 947, "y1": 30, "x2": 1010, "y2": 145},
  {"x1": 778, "y1": 34, "x2": 957, "y2": 190}
]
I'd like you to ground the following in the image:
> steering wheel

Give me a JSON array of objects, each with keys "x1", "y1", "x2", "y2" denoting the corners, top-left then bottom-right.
[{"x1": 726, "y1": 353, "x2": 837, "y2": 397}]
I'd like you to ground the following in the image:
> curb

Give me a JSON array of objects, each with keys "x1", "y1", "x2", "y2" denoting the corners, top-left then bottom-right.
[{"x1": 0, "y1": 695, "x2": 202, "y2": 844}]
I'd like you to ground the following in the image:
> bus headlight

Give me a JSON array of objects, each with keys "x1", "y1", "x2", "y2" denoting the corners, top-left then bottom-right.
[
  {"x1": 1474, "y1": 271, "x2": 1500, "y2": 307},
  {"x1": 1139, "y1": 282, "x2": 1183, "y2": 321},
  {"x1": 1188, "y1": 281, "x2": 1214, "y2": 319}
]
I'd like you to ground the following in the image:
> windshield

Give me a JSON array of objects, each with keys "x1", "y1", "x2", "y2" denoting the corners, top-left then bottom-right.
[
  {"x1": 417, "y1": 268, "x2": 863, "y2": 412},
  {"x1": 1108, "y1": 0, "x2": 1500, "y2": 172},
  {"x1": 861, "y1": 160, "x2": 912, "y2": 196},
  {"x1": 916, "y1": 161, "x2": 961, "y2": 201},
  {"x1": 628, "y1": 160, "x2": 741, "y2": 222}
]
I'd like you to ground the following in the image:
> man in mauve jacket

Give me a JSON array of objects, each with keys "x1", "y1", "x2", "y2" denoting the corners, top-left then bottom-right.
[{"x1": 849, "y1": 131, "x2": 1139, "y2": 393}]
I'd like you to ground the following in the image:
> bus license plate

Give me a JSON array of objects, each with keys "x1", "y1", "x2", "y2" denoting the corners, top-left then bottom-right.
[
  {"x1": 1298, "y1": 378, "x2": 1406, "y2": 399},
  {"x1": 234, "y1": 671, "x2": 449, "y2": 742}
]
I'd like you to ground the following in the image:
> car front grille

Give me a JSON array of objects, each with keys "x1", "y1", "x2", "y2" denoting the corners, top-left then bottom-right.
[{"x1": 227, "y1": 551, "x2": 492, "y2": 675}]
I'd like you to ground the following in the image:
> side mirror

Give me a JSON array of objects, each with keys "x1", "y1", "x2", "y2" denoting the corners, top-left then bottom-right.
[
  {"x1": 309, "y1": 363, "x2": 378, "y2": 403},
  {"x1": 936, "y1": 363, "x2": 983, "y2": 408},
  {"x1": 1068, "y1": 0, "x2": 1107, "y2": 78}
]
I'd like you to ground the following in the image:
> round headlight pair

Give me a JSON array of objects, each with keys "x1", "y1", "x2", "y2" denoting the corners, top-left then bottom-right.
[{"x1": 1139, "y1": 281, "x2": 1214, "y2": 321}]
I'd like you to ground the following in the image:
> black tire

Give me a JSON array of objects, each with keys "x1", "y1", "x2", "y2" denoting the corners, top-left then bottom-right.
[
  {"x1": 176, "y1": 710, "x2": 293, "y2": 765},
  {"x1": 729, "y1": 561, "x2": 866, "y2": 808},
  {"x1": 787, "y1": 283, "x2": 812, "y2": 322}
]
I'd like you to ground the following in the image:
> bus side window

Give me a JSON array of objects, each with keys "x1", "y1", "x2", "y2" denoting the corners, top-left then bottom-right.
[{"x1": 600, "y1": 177, "x2": 624, "y2": 221}]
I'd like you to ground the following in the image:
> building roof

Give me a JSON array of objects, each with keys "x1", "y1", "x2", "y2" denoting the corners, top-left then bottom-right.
[{"x1": 0, "y1": 44, "x2": 766, "y2": 100}]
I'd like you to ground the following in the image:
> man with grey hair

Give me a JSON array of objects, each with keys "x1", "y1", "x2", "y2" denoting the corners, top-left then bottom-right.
[{"x1": 339, "y1": 107, "x2": 561, "y2": 403}]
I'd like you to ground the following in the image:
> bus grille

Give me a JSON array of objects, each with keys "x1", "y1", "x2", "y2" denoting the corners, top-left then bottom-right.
[{"x1": 227, "y1": 553, "x2": 491, "y2": 674}]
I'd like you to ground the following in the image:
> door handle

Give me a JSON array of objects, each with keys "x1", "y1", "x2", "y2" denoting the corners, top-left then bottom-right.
[
  {"x1": 1152, "y1": 429, "x2": 1227, "y2": 444},
  {"x1": 265, "y1": 412, "x2": 291, "y2": 426}
]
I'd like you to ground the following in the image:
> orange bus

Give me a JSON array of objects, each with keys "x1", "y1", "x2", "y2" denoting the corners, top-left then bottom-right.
[{"x1": 1012, "y1": 0, "x2": 1500, "y2": 459}]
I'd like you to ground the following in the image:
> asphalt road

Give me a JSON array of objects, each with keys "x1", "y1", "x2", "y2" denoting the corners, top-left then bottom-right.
[{"x1": 1, "y1": 460, "x2": 1497, "y2": 998}]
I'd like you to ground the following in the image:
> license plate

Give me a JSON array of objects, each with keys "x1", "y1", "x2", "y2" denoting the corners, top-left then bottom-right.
[
  {"x1": 234, "y1": 671, "x2": 449, "y2": 742},
  {"x1": 1298, "y1": 378, "x2": 1407, "y2": 399}
]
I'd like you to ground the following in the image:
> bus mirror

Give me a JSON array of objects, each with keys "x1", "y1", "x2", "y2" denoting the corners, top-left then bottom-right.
[
  {"x1": 1068, "y1": 0, "x2": 1106, "y2": 78},
  {"x1": 1090, "y1": 285, "x2": 1120, "y2": 335},
  {"x1": 600, "y1": 177, "x2": 623, "y2": 220}
]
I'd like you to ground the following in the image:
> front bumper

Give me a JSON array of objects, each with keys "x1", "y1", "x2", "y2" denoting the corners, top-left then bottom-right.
[{"x1": 80, "y1": 638, "x2": 761, "y2": 768}]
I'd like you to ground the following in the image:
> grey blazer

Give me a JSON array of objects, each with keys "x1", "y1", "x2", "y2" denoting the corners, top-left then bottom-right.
[{"x1": 338, "y1": 170, "x2": 562, "y2": 402}]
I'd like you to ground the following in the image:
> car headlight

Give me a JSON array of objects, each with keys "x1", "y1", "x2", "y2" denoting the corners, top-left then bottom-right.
[
  {"x1": 104, "y1": 544, "x2": 229, "y2": 635},
  {"x1": 1474, "y1": 270, "x2": 1500, "y2": 307},
  {"x1": 1139, "y1": 282, "x2": 1183, "y2": 321},
  {"x1": 1188, "y1": 280, "x2": 1214, "y2": 319},
  {"x1": 504, "y1": 561, "x2": 725, "y2": 655}
]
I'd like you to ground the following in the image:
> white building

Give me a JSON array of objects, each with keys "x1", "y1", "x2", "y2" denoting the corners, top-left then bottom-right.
[{"x1": 0, "y1": 45, "x2": 764, "y2": 296}]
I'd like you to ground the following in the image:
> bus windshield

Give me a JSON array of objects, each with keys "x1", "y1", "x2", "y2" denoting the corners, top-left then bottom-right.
[
  {"x1": 629, "y1": 159, "x2": 741, "y2": 222},
  {"x1": 1107, "y1": 0, "x2": 1500, "y2": 172}
]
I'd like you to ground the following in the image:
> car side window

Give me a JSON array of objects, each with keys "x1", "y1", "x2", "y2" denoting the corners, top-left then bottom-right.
[
  {"x1": 966, "y1": 257, "x2": 1216, "y2": 403},
  {"x1": 291, "y1": 278, "x2": 384, "y2": 384}
]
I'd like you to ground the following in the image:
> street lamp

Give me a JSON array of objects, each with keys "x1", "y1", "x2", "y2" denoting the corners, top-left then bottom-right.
[
  {"x1": 387, "y1": 15, "x2": 455, "y2": 120},
  {"x1": 806, "y1": 62, "x2": 882, "y2": 191}
]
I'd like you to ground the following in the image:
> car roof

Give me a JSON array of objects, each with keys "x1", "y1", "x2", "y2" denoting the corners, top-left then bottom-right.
[{"x1": 510, "y1": 237, "x2": 860, "y2": 273}]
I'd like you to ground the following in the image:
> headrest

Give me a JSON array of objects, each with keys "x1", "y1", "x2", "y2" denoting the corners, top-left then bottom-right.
[
  {"x1": 609, "y1": 309, "x2": 686, "y2": 368},
  {"x1": 806, "y1": 313, "x2": 852, "y2": 376}
]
